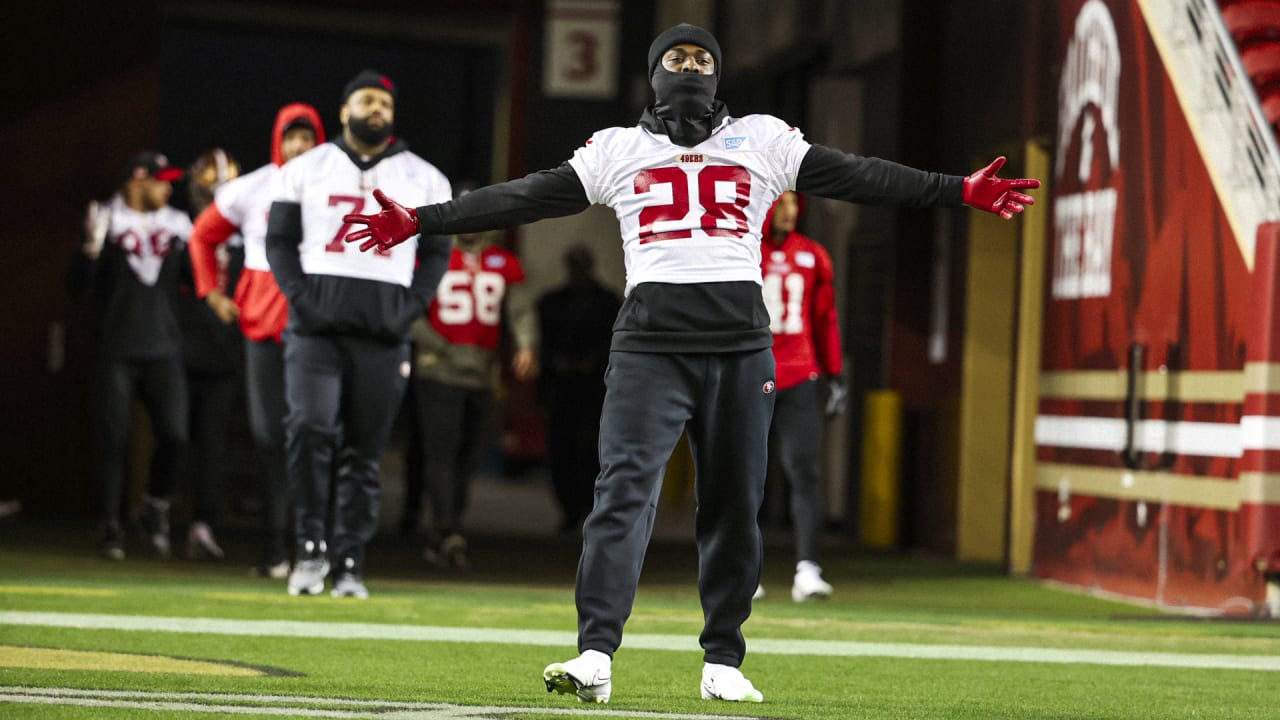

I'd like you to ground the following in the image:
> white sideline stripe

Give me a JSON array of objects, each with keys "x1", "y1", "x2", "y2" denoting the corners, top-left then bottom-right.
[
  {"x1": 0, "y1": 687, "x2": 763, "y2": 719},
  {"x1": 3, "y1": 611, "x2": 1280, "y2": 672}
]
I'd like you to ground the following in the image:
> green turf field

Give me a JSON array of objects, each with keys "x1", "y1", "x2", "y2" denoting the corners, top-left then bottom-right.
[{"x1": 2, "y1": 518, "x2": 1278, "y2": 719}]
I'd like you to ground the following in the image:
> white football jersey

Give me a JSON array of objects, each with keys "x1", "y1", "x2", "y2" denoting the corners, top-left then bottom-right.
[
  {"x1": 274, "y1": 143, "x2": 452, "y2": 287},
  {"x1": 105, "y1": 194, "x2": 193, "y2": 286},
  {"x1": 214, "y1": 163, "x2": 277, "y2": 271},
  {"x1": 568, "y1": 114, "x2": 810, "y2": 294}
]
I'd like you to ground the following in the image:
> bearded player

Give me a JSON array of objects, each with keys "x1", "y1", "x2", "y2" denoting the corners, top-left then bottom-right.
[
  {"x1": 266, "y1": 71, "x2": 452, "y2": 600},
  {"x1": 343, "y1": 24, "x2": 1039, "y2": 703}
]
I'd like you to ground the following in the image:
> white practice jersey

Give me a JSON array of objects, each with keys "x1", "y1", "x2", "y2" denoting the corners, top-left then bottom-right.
[
  {"x1": 105, "y1": 194, "x2": 193, "y2": 286},
  {"x1": 214, "y1": 163, "x2": 277, "y2": 271},
  {"x1": 568, "y1": 114, "x2": 810, "y2": 295},
  {"x1": 274, "y1": 143, "x2": 451, "y2": 287}
]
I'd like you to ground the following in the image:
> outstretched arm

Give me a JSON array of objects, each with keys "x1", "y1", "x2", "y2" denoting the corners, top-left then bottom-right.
[
  {"x1": 345, "y1": 163, "x2": 590, "y2": 253},
  {"x1": 797, "y1": 146, "x2": 1039, "y2": 219}
]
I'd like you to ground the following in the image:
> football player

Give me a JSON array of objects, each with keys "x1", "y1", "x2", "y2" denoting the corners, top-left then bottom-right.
[{"x1": 343, "y1": 24, "x2": 1038, "y2": 703}]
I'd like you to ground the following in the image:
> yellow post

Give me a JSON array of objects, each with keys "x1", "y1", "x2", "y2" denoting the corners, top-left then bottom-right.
[{"x1": 860, "y1": 389, "x2": 903, "y2": 548}]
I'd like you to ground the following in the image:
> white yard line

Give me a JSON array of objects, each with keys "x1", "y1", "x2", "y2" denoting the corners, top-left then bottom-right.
[
  {"x1": 0, "y1": 687, "x2": 765, "y2": 719},
  {"x1": 2, "y1": 610, "x2": 1278, "y2": 672}
]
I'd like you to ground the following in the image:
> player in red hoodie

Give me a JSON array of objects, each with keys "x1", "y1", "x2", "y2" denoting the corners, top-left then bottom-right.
[
  {"x1": 758, "y1": 190, "x2": 844, "y2": 602},
  {"x1": 188, "y1": 102, "x2": 326, "y2": 578}
]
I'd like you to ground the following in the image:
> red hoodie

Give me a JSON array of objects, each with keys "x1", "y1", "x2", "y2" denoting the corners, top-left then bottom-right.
[
  {"x1": 760, "y1": 192, "x2": 843, "y2": 390},
  {"x1": 189, "y1": 103, "x2": 326, "y2": 342}
]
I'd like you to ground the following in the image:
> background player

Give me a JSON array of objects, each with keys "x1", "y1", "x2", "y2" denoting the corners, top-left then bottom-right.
[
  {"x1": 536, "y1": 245, "x2": 622, "y2": 536},
  {"x1": 69, "y1": 151, "x2": 192, "y2": 561},
  {"x1": 189, "y1": 103, "x2": 326, "y2": 577},
  {"x1": 176, "y1": 146, "x2": 243, "y2": 562},
  {"x1": 757, "y1": 189, "x2": 844, "y2": 602},
  {"x1": 402, "y1": 215, "x2": 538, "y2": 568},
  {"x1": 265, "y1": 71, "x2": 452, "y2": 599}
]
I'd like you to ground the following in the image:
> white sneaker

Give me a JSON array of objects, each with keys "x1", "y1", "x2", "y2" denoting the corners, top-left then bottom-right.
[
  {"x1": 254, "y1": 560, "x2": 290, "y2": 579},
  {"x1": 186, "y1": 522, "x2": 225, "y2": 560},
  {"x1": 287, "y1": 541, "x2": 329, "y2": 596},
  {"x1": 331, "y1": 573, "x2": 369, "y2": 599},
  {"x1": 752, "y1": 584, "x2": 765, "y2": 600},
  {"x1": 791, "y1": 560, "x2": 833, "y2": 602},
  {"x1": 543, "y1": 649, "x2": 612, "y2": 703},
  {"x1": 701, "y1": 663, "x2": 763, "y2": 702}
]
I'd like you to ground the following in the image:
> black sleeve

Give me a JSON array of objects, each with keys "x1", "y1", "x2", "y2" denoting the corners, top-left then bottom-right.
[
  {"x1": 796, "y1": 144, "x2": 964, "y2": 208},
  {"x1": 264, "y1": 200, "x2": 306, "y2": 300},
  {"x1": 416, "y1": 163, "x2": 590, "y2": 235}
]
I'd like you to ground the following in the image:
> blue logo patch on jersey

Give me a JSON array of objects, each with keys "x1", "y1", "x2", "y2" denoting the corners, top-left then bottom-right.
[{"x1": 724, "y1": 136, "x2": 745, "y2": 150}]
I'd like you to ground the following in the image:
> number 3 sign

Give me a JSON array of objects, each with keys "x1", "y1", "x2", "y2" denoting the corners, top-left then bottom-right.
[{"x1": 543, "y1": 0, "x2": 619, "y2": 99}]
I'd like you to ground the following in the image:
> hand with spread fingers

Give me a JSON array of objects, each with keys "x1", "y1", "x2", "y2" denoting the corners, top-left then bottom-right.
[
  {"x1": 961, "y1": 156, "x2": 1040, "y2": 220},
  {"x1": 344, "y1": 189, "x2": 419, "y2": 252}
]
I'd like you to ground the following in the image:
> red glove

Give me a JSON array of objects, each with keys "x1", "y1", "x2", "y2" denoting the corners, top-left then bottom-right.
[
  {"x1": 343, "y1": 189, "x2": 420, "y2": 252},
  {"x1": 962, "y1": 156, "x2": 1040, "y2": 220}
]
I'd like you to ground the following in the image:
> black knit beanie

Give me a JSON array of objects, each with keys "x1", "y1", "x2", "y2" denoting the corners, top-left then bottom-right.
[
  {"x1": 647, "y1": 23, "x2": 721, "y2": 77},
  {"x1": 342, "y1": 69, "x2": 397, "y2": 104}
]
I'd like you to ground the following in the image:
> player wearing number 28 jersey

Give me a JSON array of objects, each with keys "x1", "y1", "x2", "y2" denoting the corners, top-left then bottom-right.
[{"x1": 342, "y1": 23, "x2": 1040, "y2": 702}]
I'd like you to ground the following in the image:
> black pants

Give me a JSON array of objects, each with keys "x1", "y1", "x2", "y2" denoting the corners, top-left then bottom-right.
[
  {"x1": 404, "y1": 378, "x2": 492, "y2": 535},
  {"x1": 577, "y1": 348, "x2": 774, "y2": 667},
  {"x1": 283, "y1": 331, "x2": 408, "y2": 572},
  {"x1": 94, "y1": 354, "x2": 189, "y2": 530},
  {"x1": 246, "y1": 338, "x2": 289, "y2": 565},
  {"x1": 185, "y1": 369, "x2": 237, "y2": 527},
  {"x1": 768, "y1": 379, "x2": 825, "y2": 564},
  {"x1": 543, "y1": 377, "x2": 605, "y2": 532}
]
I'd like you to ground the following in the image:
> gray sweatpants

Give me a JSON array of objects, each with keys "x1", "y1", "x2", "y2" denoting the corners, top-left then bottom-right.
[{"x1": 576, "y1": 348, "x2": 775, "y2": 667}]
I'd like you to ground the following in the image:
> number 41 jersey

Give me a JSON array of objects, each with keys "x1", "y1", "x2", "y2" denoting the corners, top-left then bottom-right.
[{"x1": 568, "y1": 114, "x2": 810, "y2": 296}]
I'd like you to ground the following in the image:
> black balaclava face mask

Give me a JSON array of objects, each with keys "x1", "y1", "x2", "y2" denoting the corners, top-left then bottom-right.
[
  {"x1": 347, "y1": 114, "x2": 393, "y2": 147},
  {"x1": 652, "y1": 71, "x2": 718, "y2": 123}
]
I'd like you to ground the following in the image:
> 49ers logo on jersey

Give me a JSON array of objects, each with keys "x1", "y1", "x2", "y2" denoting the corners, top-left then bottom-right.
[{"x1": 116, "y1": 229, "x2": 177, "y2": 286}]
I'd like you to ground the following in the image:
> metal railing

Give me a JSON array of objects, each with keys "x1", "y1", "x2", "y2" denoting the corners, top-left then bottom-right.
[{"x1": 1139, "y1": 0, "x2": 1280, "y2": 266}]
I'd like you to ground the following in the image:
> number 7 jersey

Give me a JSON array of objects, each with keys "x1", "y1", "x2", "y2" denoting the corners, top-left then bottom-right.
[{"x1": 567, "y1": 114, "x2": 811, "y2": 295}]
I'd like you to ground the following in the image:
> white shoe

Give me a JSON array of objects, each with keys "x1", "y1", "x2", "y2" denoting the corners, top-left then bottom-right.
[
  {"x1": 752, "y1": 584, "x2": 765, "y2": 600},
  {"x1": 700, "y1": 663, "x2": 763, "y2": 702},
  {"x1": 186, "y1": 522, "x2": 225, "y2": 560},
  {"x1": 543, "y1": 649, "x2": 612, "y2": 703},
  {"x1": 331, "y1": 573, "x2": 369, "y2": 599},
  {"x1": 253, "y1": 560, "x2": 290, "y2": 579},
  {"x1": 791, "y1": 560, "x2": 833, "y2": 602},
  {"x1": 287, "y1": 541, "x2": 329, "y2": 596}
]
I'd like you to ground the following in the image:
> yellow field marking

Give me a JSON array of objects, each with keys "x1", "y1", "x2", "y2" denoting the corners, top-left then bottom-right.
[
  {"x1": 0, "y1": 586, "x2": 117, "y2": 597},
  {"x1": 0, "y1": 646, "x2": 264, "y2": 676}
]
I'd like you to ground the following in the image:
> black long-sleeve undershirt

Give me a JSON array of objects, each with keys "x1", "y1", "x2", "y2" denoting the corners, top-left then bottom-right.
[
  {"x1": 416, "y1": 164, "x2": 590, "y2": 236},
  {"x1": 414, "y1": 144, "x2": 962, "y2": 235},
  {"x1": 796, "y1": 143, "x2": 964, "y2": 207}
]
